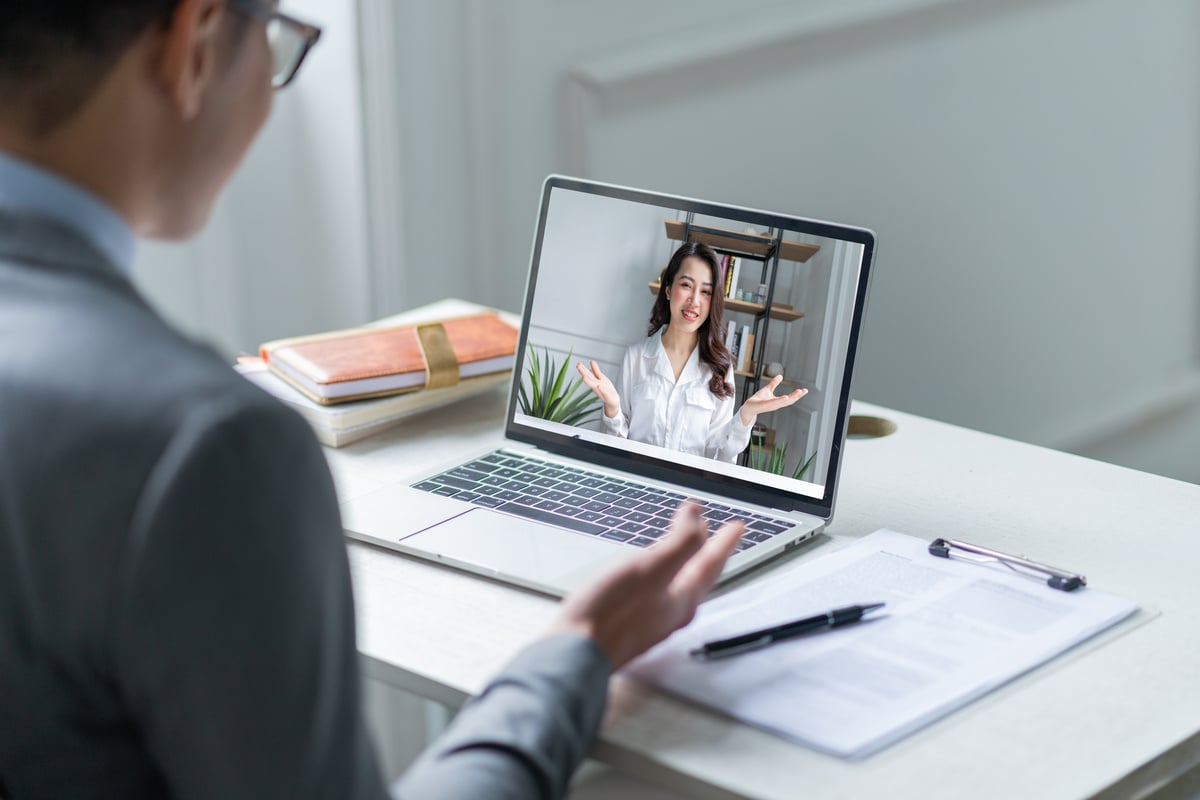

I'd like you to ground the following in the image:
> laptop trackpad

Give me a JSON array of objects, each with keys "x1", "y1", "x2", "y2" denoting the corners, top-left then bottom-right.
[{"x1": 403, "y1": 509, "x2": 627, "y2": 595}]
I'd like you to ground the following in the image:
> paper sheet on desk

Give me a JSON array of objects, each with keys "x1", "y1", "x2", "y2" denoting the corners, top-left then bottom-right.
[{"x1": 626, "y1": 529, "x2": 1138, "y2": 759}]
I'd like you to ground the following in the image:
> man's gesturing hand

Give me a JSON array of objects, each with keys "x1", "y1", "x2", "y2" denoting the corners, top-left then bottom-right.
[{"x1": 549, "y1": 502, "x2": 744, "y2": 670}]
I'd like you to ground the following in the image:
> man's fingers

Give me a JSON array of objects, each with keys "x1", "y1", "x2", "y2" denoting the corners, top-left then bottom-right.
[
  {"x1": 671, "y1": 520, "x2": 744, "y2": 602},
  {"x1": 642, "y1": 502, "x2": 708, "y2": 580}
]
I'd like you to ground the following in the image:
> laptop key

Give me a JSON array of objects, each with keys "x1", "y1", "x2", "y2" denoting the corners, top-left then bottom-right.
[
  {"x1": 598, "y1": 515, "x2": 625, "y2": 528},
  {"x1": 432, "y1": 486, "x2": 460, "y2": 498},
  {"x1": 600, "y1": 530, "x2": 634, "y2": 543},
  {"x1": 582, "y1": 500, "x2": 610, "y2": 512},
  {"x1": 473, "y1": 495, "x2": 505, "y2": 508},
  {"x1": 414, "y1": 481, "x2": 440, "y2": 492},
  {"x1": 434, "y1": 475, "x2": 479, "y2": 491},
  {"x1": 494, "y1": 490, "x2": 521, "y2": 501},
  {"x1": 448, "y1": 467, "x2": 489, "y2": 482},
  {"x1": 630, "y1": 536, "x2": 657, "y2": 548},
  {"x1": 496, "y1": 503, "x2": 606, "y2": 536},
  {"x1": 534, "y1": 500, "x2": 564, "y2": 512}
]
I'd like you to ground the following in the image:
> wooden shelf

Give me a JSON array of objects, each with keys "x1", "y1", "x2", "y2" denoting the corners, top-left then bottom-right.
[
  {"x1": 664, "y1": 220, "x2": 820, "y2": 263},
  {"x1": 647, "y1": 282, "x2": 804, "y2": 322}
]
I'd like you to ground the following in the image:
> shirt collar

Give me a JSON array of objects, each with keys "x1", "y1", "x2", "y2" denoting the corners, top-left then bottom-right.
[
  {"x1": 646, "y1": 327, "x2": 705, "y2": 385},
  {"x1": 0, "y1": 151, "x2": 135, "y2": 274}
]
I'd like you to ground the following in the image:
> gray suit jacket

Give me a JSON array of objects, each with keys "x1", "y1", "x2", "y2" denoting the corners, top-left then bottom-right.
[{"x1": 0, "y1": 212, "x2": 609, "y2": 799}]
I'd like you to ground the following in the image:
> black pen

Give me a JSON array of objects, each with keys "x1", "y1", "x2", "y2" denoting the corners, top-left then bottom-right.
[{"x1": 690, "y1": 603, "x2": 886, "y2": 660}]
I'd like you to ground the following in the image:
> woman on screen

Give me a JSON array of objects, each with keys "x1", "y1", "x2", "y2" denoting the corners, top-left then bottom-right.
[{"x1": 576, "y1": 241, "x2": 805, "y2": 463}]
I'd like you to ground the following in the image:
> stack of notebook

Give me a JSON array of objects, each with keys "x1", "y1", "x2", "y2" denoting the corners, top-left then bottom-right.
[{"x1": 237, "y1": 299, "x2": 519, "y2": 447}]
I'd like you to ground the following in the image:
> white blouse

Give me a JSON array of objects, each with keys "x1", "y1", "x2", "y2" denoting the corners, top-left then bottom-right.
[{"x1": 600, "y1": 330, "x2": 753, "y2": 463}]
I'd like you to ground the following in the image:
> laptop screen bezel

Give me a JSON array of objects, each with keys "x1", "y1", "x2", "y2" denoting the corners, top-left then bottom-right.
[{"x1": 504, "y1": 175, "x2": 876, "y2": 518}]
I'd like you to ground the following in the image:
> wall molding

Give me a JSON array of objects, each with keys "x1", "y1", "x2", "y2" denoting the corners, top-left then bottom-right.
[
  {"x1": 559, "y1": 0, "x2": 978, "y2": 176},
  {"x1": 1043, "y1": 368, "x2": 1200, "y2": 455}
]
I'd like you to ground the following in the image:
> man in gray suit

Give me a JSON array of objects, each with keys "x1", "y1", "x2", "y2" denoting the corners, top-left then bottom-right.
[{"x1": 0, "y1": 2, "x2": 744, "y2": 798}]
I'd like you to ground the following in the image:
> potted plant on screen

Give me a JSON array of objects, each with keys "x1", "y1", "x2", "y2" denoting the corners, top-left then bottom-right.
[
  {"x1": 518, "y1": 345, "x2": 601, "y2": 426},
  {"x1": 749, "y1": 432, "x2": 816, "y2": 481}
]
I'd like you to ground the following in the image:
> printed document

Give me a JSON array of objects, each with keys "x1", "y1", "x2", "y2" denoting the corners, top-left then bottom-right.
[{"x1": 626, "y1": 529, "x2": 1138, "y2": 758}]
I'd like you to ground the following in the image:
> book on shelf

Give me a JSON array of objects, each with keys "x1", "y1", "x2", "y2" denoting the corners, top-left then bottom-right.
[
  {"x1": 735, "y1": 324, "x2": 753, "y2": 373},
  {"x1": 238, "y1": 299, "x2": 519, "y2": 447},
  {"x1": 724, "y1": 320, "x2": 737, "y2": 354},
  {"x1": 723, "y1": 255, "x2": 741, "y2": 299},
  {"x1": 739, "y1": 332, "x2": 756, "y2": 373},
  {"x1": 259, "y1": 309, "x2": 518, "y2": 405}
]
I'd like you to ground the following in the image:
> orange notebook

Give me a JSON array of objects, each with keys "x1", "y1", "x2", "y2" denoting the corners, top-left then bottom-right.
[{"x1": 259, "y1": 313, "x2": 518, "y2": 405}]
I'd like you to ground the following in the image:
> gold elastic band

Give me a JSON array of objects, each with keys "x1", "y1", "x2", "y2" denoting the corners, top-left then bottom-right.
[{"x1": 416, "y1": 322, "x2": 460, "y2": 389}]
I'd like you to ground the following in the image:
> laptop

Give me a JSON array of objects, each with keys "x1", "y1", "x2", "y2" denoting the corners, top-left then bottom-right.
[{"x1": 341, "y1": 176, "x2": 876, "y2": 597}]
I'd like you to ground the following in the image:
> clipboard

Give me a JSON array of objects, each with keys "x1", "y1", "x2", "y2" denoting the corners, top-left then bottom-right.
[
  {"x1": 626, "y1": 529, "x2": 1140, "y2": 759},
  {"x1": 928, "y1": 537, "x2": 1086, "y2": 591}
]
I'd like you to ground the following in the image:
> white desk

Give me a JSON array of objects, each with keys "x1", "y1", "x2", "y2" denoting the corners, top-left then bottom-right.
[{"x1": 326, "y1": 387, "x2": 1200, "y2": 799}]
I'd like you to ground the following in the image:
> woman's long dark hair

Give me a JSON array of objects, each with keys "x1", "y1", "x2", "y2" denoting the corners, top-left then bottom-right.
[{"x1": 648, "y1": 241, "x2": 734, "y2": 399}]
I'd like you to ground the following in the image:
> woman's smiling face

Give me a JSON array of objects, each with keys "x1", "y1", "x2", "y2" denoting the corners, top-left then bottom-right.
[{"x1": 667, "y1": 256, "x2": 714, "y2": 333}]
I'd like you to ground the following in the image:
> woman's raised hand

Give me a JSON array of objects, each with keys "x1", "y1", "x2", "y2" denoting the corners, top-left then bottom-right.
[
  {"x1": 576, "y1": 360, "x2": 621, "y2": 418},
  {"x1": 738, "y1": 374, "x2": 807, "y2": 426}
]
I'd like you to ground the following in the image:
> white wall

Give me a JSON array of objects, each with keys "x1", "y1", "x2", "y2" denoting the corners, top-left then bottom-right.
[
  {"x1": 133, "y1": 0, "x2": 1200, "y2": 486},
  {"x1": 133, "y1": 0, "x2": 372, "y2": 357},
  {"x1": 366, "y1": 0, "x2": 1200, "y2": 484}
]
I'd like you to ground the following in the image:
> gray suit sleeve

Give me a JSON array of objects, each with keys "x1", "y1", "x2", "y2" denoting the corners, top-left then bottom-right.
[
  {"x1": 113, "y1": 397, "x2": 390, "y2": 800},
  {"x1": 394, "y1": 634, "x2": 610, "y2": 800},
  {"x1": 112, "y1": 393, "x2": 610, "y2": 800}
]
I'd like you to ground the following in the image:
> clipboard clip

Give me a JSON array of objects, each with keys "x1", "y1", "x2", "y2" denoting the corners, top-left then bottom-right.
[{"x1": 928, "y1": 537, "x2": 1086, "y2": 592}]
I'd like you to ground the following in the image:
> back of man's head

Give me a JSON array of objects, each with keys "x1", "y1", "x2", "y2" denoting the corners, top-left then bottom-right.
[{"x1": 0, "y1": 1, "x2": 179, "y2": 135}]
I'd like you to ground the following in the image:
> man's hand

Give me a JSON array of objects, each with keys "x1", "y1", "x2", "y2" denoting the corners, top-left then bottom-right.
[{"x1": 549, "y1": 502, "x2": 743, "y2": 670}]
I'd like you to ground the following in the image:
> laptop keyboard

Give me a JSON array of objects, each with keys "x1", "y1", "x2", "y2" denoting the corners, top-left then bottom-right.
[{"x1": 412, "y1": 450, "x2": 797, "y2": 552}]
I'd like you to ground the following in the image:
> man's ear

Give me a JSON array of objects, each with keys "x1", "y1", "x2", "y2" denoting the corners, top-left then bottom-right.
[{"x1": 158, "y1": 0, "x2": 227, "y2": 119}]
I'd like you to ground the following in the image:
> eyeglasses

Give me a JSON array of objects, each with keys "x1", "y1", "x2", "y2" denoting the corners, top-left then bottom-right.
[{"x1": 227, "y1": 0, "x2": 322, "y2": 90}]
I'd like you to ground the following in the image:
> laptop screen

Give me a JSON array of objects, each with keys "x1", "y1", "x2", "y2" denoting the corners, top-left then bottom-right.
[{"x1": 506, "y1": 176, "x2": 875, "y2": 517}]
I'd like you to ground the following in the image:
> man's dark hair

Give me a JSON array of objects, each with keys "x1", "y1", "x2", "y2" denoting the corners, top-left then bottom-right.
[{"x1": 0, "y1": 1, "x2": 180, "y2": 134}]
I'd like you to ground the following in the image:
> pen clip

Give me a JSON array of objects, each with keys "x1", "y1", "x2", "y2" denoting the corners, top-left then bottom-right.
[{"x1": 928, "y1": 537, "x2": 1086, "y2": 592}]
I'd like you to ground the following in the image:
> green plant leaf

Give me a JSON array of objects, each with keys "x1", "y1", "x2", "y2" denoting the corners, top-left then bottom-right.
[
  {"x1": 521, "y1": 344, "x2": 600, "y2": 425},
  {"x1": 792, "y1": 450, "x2": 817, "y2": 481},
  {"x1": 527, "y1": 346, "x2": 542, "y2": 412}
]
